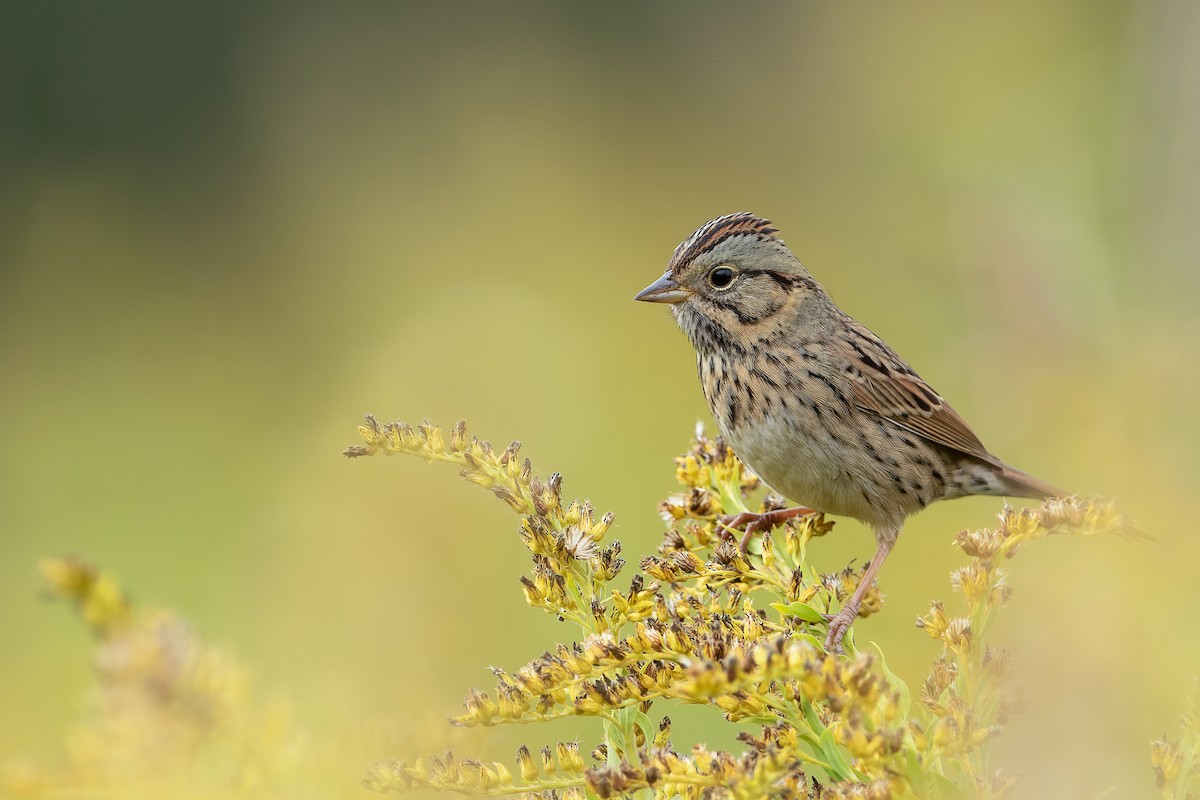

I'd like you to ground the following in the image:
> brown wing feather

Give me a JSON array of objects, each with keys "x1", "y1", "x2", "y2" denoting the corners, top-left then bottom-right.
[{"x1": 837, "y1": 318, "x2": 998, "y2": 464}]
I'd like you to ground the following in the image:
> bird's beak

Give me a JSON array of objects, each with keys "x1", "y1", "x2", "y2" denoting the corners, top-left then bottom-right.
[{"x1": 634, "y1": 272, "x2": 690, "y2": 304}]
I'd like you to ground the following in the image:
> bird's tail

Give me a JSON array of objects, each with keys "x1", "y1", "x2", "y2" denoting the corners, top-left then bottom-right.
[{"x1": 996, "y1": 463, "x2": 1068, "y2": 501}]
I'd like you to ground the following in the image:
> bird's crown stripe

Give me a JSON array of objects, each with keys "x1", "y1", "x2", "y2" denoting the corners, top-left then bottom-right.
[{"x1": 670, "y1": 213, "x2": 779, "y2": 270}]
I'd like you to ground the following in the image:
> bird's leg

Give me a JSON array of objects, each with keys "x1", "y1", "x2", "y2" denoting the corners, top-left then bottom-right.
[
  {"x1": 824, "y1": 539, "x2": 894, "y2": 654},
  {"x1": 718, "y1": 506, "x2": 816, "y2": 553}
]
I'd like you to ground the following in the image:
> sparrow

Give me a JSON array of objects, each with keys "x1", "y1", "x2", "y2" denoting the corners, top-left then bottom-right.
[{"x1": 636, "y1": 212, "x2": 1064, "y2": 651}]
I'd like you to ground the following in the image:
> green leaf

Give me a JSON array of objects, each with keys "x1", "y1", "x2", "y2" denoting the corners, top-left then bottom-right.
[
  {"x1": 817, "y1": 726, "x2": 856, "y2": 782},
  {"x1": 604, "y1": 719, "x2": 630, "y2": 763},
  {"x1": 628, "y1": 708, "x2": 657, "y2": 746},
  {"x1": 928, "y1": 771, "x2": 970, "y2": 799},
  {"x1": 791, "y1": 632, "x2": 825, "y2": 650},
  {"x1": 800, "y1": 696, "x2": 824, "y2": 733},
  {"x1": 742, "y1": 714, "x2": 780, "y2": 726},
  {"x1": 903, "y1": 748, "x2": 930, "y2": 797},
  {"x1": 770, "y1": 601, "x2": 825, "y2": 623}
]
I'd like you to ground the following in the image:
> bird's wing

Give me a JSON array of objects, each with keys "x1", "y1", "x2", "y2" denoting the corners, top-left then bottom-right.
[{"x1": 836, "y1": 318, "x2": 998, "y2": 464}]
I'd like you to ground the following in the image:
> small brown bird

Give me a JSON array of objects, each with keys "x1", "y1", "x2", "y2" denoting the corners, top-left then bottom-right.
[{"x1": 636, "y1": 213, "x2": 1064, "y2": 652}]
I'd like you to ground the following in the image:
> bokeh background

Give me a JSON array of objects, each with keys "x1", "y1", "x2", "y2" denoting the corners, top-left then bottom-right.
[{"x1": 2, "y1": 2, "x2": 1198, "y2": 797}]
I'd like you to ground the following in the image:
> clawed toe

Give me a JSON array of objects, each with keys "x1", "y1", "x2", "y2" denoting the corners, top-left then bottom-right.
[
  {"x1": 717, "y1": 506, "x2": 816, "y2": 553},
  {"x1": 823, "y1": 605, "x2": 860, "y2": 654},
  {"x1": 716, "y1": 511, "x2": 768, "y2": 532},
  {"x1": 717, "y1": 512, "x2": 770, "y2": 553}
]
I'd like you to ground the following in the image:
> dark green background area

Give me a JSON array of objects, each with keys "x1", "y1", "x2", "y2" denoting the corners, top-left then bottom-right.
[{"x1": 1, "y1": 3, "x2": 1196, "y2": 797}]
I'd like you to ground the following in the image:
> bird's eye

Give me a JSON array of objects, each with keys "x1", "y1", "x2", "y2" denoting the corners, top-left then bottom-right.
[{"x1": 708, "y1": 267, "x2": 736, "y2": 289}]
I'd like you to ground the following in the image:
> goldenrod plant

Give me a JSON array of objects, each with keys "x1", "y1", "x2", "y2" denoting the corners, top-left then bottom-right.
[{"x1": 345, "y1": 416, "x2": 1138, "y2": 799}]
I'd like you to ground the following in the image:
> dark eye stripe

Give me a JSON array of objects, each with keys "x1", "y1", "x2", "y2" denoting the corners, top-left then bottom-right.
[{"x1": 742, "y1": 269, "x2": 797, "y2": 290}]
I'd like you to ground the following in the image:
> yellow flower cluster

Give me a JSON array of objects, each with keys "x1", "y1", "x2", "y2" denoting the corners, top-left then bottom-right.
[
  {"x1": 346, "y1": 418, "x2": 1133, "y2": 799},
  {"x1": 363, "y1": 744, "x2": 589, "y2": 798},
  {"x1": 652, "y1": 439, "x2": 877, "y2": 638},
  {"x1": 1152, "y1": 682, "x2": 1200, "y2": 798},
  {"x1": 953, "y1": 496, "x2": 1140, "y2": 563},
  {"x1": 910, "y1": 496, "x2": 1138, "y2": 795},
  {"x1": 348, "y1": 416, "x2": 621, "y2": 631},
  {"x1": 39, "y1": 555, "x2": 131, "y2": 635},
  {"x1": 671, "y1": 422, "x2": 762, "y2": 500},
  {"x1": 3, "y1": 558, "x2": 306, "y2": 799}
]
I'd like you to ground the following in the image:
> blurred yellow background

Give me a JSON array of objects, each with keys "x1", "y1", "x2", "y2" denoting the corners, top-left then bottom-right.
[{"x1": 1, "y1": 2, "x2": 1197, "y2": 797}]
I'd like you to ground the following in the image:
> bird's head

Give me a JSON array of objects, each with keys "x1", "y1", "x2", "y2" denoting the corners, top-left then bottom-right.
[{"x1": 635, "y1": 213, "x2": 825, "y2": 350}]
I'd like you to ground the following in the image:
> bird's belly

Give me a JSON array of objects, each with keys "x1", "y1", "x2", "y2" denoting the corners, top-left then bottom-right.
[{"x1": 724, "y1": 414, "x2": 895, "y2": 529}]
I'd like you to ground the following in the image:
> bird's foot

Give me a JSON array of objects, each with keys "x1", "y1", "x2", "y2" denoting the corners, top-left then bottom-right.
[
  {"x1": 823, "y1": 602, "x2": 861, "y2": 655},
  {"x1": 718, "y1": 506, "x2": 815, "y2": 553}
]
